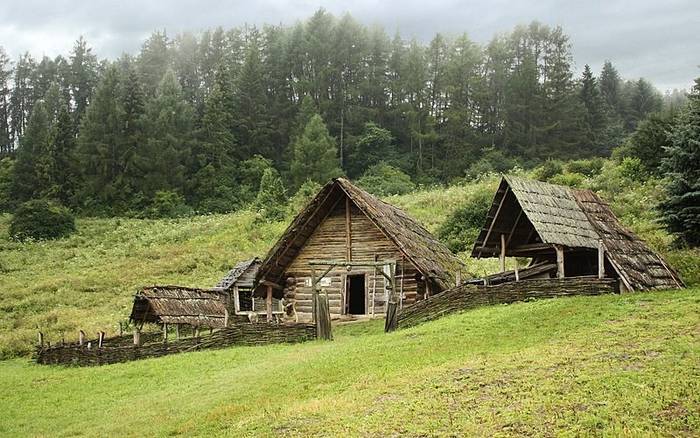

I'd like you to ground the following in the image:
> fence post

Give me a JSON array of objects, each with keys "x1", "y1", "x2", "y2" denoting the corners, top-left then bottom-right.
[
  {"x1": 98, "y1": 331, "x2": 105, "y2": 348},
  {"x1": 316, "y1": 293, "x2": 333, "y2": 340},
  {"x1": 79, "y1": 330, "x2": 85, "y2": 346},
  {"x1": 133, "y1": 328, "x2": 141, "y2": 346},
  {"x1": 38, "y1": 332, "x2": 44, "y2": 348}
]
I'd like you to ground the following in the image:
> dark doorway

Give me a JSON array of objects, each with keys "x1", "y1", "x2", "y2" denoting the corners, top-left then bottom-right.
[{"x1": 347, "y1": 274, "x2": 366, "y2": 315}]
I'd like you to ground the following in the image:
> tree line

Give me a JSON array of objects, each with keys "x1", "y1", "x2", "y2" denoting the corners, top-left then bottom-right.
[{"x1": 0, "y1": 9, "x2": 688, "y2": 216}]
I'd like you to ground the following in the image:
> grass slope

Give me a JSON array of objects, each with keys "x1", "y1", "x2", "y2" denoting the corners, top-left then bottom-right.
[{"x1": 1, "y1": 289, "x2": 698, "y2": 436}]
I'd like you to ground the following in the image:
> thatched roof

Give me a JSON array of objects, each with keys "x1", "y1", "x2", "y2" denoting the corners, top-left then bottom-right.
[
  {"x1": 214, "y1": 258, "x2": 260, "y2": 290},
  {"x1": 257, "y1": 178, "x2": 464, "y2": 294},
  {"x1": 130, "y1": 286, "x2": 228, "y2": 328},
  {"x1": 472, "y1": 176, "x2": 684, "y2": 291}
]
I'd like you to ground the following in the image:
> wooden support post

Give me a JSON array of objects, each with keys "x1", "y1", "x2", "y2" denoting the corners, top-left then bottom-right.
[
  {"x1": 79, "y1": 330, "x2": 85, "y2": 346},
  {"x1": 265, "y1": 284, "x2": 273, "y2": 323},
  {"x1": 118, "y1": 322, "x2": 123, "y2": 336},
  {"x1": 514, "y1": 259, "x2": 520, "y2": 282},
  {"x1": 163, "y1": 323, "x2": 168, "y2": 342},
  {"x1": 133, "y1": 328, "x2": 141, "y2": 346},
  {"x1": 194, "y1": 327, "x2": 200, "y2": 338},
  {"x1": 224, "y1": 308, "x2": 229, "y2": 327},
  {"x1": 499, "y1": 234, "x2": 506, "y2": 273},
  {"x1": 345, "y1": 197, "x2": 352, "y2": 262},
  {"x1": 175, "y1": 324, "x2": 180, "y2": 339},
  {"x1": 98, "y1": 331, "x2": 105, "y2": 348},
  {"x1": 38, "y1": 332, "x2": 44, "y2": 348},
  {"x1": 555, "y1": 245, "x2": 565, "y2": 279},
  {"x1": 233, "y1": 286, "x2": 241, "y2": 314},
  {"x1": 598, "y1": 239, "x2": 605, "y2": 279},
  {"x1": 455, "y1": 270, "x2": 461, "y2": 287}
]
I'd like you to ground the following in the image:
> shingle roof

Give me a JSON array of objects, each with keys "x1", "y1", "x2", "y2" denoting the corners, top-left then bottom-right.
[
  {"x1": 214, "y1": 258, "x2": 260, "y2": 290},
  {"x1": 257, "y1": 178, "x2": 465, "y2": 293},
  {"x1": 472, "y1": 176, "x2": 684, "y2": 291}
]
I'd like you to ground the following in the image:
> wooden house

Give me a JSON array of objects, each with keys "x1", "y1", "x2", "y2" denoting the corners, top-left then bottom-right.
[
  {"x1": 130, "y1": 285, "x2": 230, "y2": 329},
  {"x1": 213, "y1": 258, "x2": 283, "y2": 318},
  {"x1": 254, "y1": 178, "x2": 465, "y2": 321},
  {"x1": 472, "y1": 176, "x2": 684, "y2": 291}
]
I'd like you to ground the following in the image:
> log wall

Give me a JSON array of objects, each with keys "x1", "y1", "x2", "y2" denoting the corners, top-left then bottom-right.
[
  {"x1": 286, "y1": 201, "x2": 424, "y2": 320},
  {"x1": 36, "y1": 323, "x2": 317, "y2": 367},
  {"x1": 396, "y1": 277, "x2": 618, "y2": 329}
]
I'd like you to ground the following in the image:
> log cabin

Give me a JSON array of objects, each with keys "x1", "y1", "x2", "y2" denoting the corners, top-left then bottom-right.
[
  {"x1": 471, "y1": 176, "x2": 684, "y2": 291},
  {"x1": 254, "y1": 177, "x2": 466, "y2": 321}
]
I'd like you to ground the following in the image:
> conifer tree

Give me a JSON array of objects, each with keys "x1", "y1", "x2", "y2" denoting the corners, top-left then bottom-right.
[
  {"x1": 290, "y1": 114, "x2": 342, "y2": 188},
  {"x1": 69, "y1": 37, "x2": 98, "y2": 123},
  {"x1": 45, "y1": 107, "x2": 76, "y2": 204},
  {"x1": 0, "y1": 47, "x2": 12, "y2": 155},
  {"x1": 255, "y1": 167, "x2": 286, "y2": 221},
  {"x1": 579, "y1": 64, "x2": 608, "y2": 154},
  {"x1": 12, "y1": 101, "x2": 49, "y2": 201},
  {"x1": 660, "y1": 77, "x2": 700, "y2": 247}
]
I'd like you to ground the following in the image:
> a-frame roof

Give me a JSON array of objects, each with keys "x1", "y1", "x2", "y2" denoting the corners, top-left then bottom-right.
[
  {"x1": 472, "y1": 176, "x2": 684, "y2": 291},
  {"x1": 256, "y1": 178, "x2": 464, "y2": 292}
]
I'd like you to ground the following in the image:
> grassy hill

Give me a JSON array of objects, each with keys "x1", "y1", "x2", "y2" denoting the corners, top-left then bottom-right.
[
  {"x1": 1, "y1": 289, "x2": 698, "y2": 436},
  {"x1": 1, "y1": 166, "x2": 699, "y2": 358}
]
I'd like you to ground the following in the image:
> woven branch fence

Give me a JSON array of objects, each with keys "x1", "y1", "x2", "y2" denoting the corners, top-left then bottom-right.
[
  {"x1": 36, "y1": 323, "x2": 317, "y2": 367},
  {"x1": 395, "y1": 277, "x2": 618, "y2": 330}
]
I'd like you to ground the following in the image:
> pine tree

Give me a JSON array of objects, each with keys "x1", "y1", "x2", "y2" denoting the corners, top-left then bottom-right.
[
  {"x1": 141, "y1": 69, "x2": 194, "y2": 196},
  {"x1": 255, "y1": 167, "x2": 286, "y2": 221},
  {"x1": 660, "y1": 78, "x2": 700, "y2": 247},
  {"x1": 12, "y1": 101, "x2": 49, "y2": 201},
  {"x1": 69, "y1": 37, "x2": 99, "y2": 123},
  {"x1": 579, "y1": 64, "x2": 608, "y2": 154},
  {"x1": 0, "y1": 47, "x2": 12, "y2": 155},
  {"x1": 10, "y1": 53, "x2": 36, "y2": 141},
  {"x1": 45, "y1": 107, "x2": 76, "y2": 204},
  {"x1": 138, "y1": 30, "x2": 171, "y2": 96},
  {"x1": 290, "y1": 114, "x2": 342, "y2": 188}
]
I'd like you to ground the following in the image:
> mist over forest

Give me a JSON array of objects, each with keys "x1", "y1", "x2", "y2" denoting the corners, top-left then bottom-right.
[{"x1": 0, "y1": 8, "x2": 693, "y2": 217}]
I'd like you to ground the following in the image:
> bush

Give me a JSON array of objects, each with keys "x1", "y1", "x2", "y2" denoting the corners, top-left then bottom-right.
[
  {"x1": 437, "y1": 187, "x2": 493, "y2": 253},
  {"x1": 9, "y1": 200, "x2": 76, "y2": 241},
  {"x1": 549, "y1": 172, "x2": 586, "y2": 187},
  {"x1": 466, "y1": 149, "x2": 519, "y2": 180},
  {"x1": 357, "y1": 163, "x2": 415, "y2": 196},
  {"x1": 288, "y1": 180, "x2": 322, "y2": 216},
  {"x1": 565, "y1": 158, "x2": 604, "y2": 177},
  {"x1": 532, "y1": 159, "x2": 564, "y2": 182},
  {"x1": 145, "y1": 191, "x2": 192, "y2": 219},
  {"x1": 255, "y1": 168, "x2": 287, "y2": 222}
]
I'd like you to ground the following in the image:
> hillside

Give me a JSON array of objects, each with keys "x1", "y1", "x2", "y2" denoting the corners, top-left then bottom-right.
[
  {"x1": 1, "y1": 167, "x2": 699, "y2": 358},
  {"x1": 1, "y1": 289, "x2": 698, "y2": 436}
]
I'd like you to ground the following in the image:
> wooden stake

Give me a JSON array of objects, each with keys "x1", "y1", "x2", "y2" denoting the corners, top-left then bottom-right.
[
  {"x1": 175, "y1": 324, "x2": 180, "y2": 339},
  {"x1": 555, "y1": 245, "x2": 565, "y2": 279},
  {"x1": 163, "y1": 323, "x2": 168, "y2": 342},
  {"x1": 514, "y1": 259, "x2": 520, "y2": 282},
  {"x1": 38, "y1": 332, "x2": 44, "y2": 348},
  {"x1": 499, "y1": 234, "x2": 506, "y2": 273},
  {"x1": 133, "y1": 328, "x2": 141, "y2": 346},
  {"x1": 98, "y1": 331, "x2": 105, "y2": 348},
  {"x1": 224, "y1": 308, "x2": 229, "y2": 328},
  {"x1": 266, "y1": 284, "x2": 273, "y2": 323},
  {"x1": 598, "y1": 239, "x2": 605, "y2": 279},
  {"x1": 79, "y1": 330, "x2": 85, "y2": 346}
]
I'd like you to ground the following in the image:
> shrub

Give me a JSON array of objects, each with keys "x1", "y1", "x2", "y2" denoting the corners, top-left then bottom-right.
[
  {"x1": 532, "y1": 159, "x2": 564, "y2": 182},
  {"x1": 145, "y1": 191, "x2": 192, "y2": 218},
  {"x1": 255, "y1": 168, "x2": 287, "y2": 222},
  {"x1": 549, "y1": 172, "x2": 586, "y2": 187},
  {"x1": 565, "y1": 158, "x2": 605, "y2": 177},
  {"x1": 357, "y1": 163, "x2": 415, "y2": 196},
  {"x1": 437, "y1": 187, "x2": 493, "y2": 253},
  {"x1": 288, "y1": 180, "x2": 322, "y2": 216},
  {"x1": 466, "y1": 149, "x2": 519, "y2": 180},
  {"x1": 9, "y1": 200, "x2": 76, "y2": 241}
]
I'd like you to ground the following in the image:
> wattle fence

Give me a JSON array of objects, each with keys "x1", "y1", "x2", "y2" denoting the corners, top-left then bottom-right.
[
  {"x1": 36, "y1": 322, "x2": 317, "y2": 367},
  {"x1": 394, "y1": 277, "x2": 618, "y2": 329}
]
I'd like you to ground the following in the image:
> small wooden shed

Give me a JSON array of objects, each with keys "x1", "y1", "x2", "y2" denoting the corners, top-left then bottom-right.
[
  {"x1": 472, "y1": 176, "x2": 684, "y2": 291},
  {"x1": 213, "y1": 258, "x2": 282, "y2": 317},
  {"x1": 255, "y1": 177, "x2": 465, "y2": 321}
]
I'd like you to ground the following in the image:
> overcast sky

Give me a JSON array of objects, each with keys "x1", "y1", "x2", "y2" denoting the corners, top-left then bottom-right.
[{"x1": 1, "y1": 0, "x2": 698, "y2": 91}]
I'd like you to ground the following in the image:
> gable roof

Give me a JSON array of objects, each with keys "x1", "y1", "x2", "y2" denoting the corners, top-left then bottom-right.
[
  {"x1": 130, "y1": 285, "x2": 228, "y2": 328},
  {"x1": 256, "y1": 178, "x2": 464, "y2": 292},
  {"x1": 214, "y1": 258, "x2": 260, "y2": 290},
  {"x1": 472, "y1": 176, "x2": 684, "y2": 291}
]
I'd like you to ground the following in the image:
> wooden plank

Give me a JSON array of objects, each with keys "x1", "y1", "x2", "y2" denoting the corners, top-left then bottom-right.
[
  {"x1": 598, "y1": 239, "x2": 605, "y2": 279},
  {"x1": 499, "y1": 234, "x2": 506, "y2": 273},
  {"x1": 555, "y1": 245, "x2": 565, "y2": 279},
  {"x1": 345, "y1": 197, "x2": 352, "y2": 261},
  {"x1": 266, "y1": 285, "x2": 273, "y2": 322}
]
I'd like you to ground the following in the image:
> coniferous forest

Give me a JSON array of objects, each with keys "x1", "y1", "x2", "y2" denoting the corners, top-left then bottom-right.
[{"x1": 0, "y1": 9, "x2": 693, "y2": 220}]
